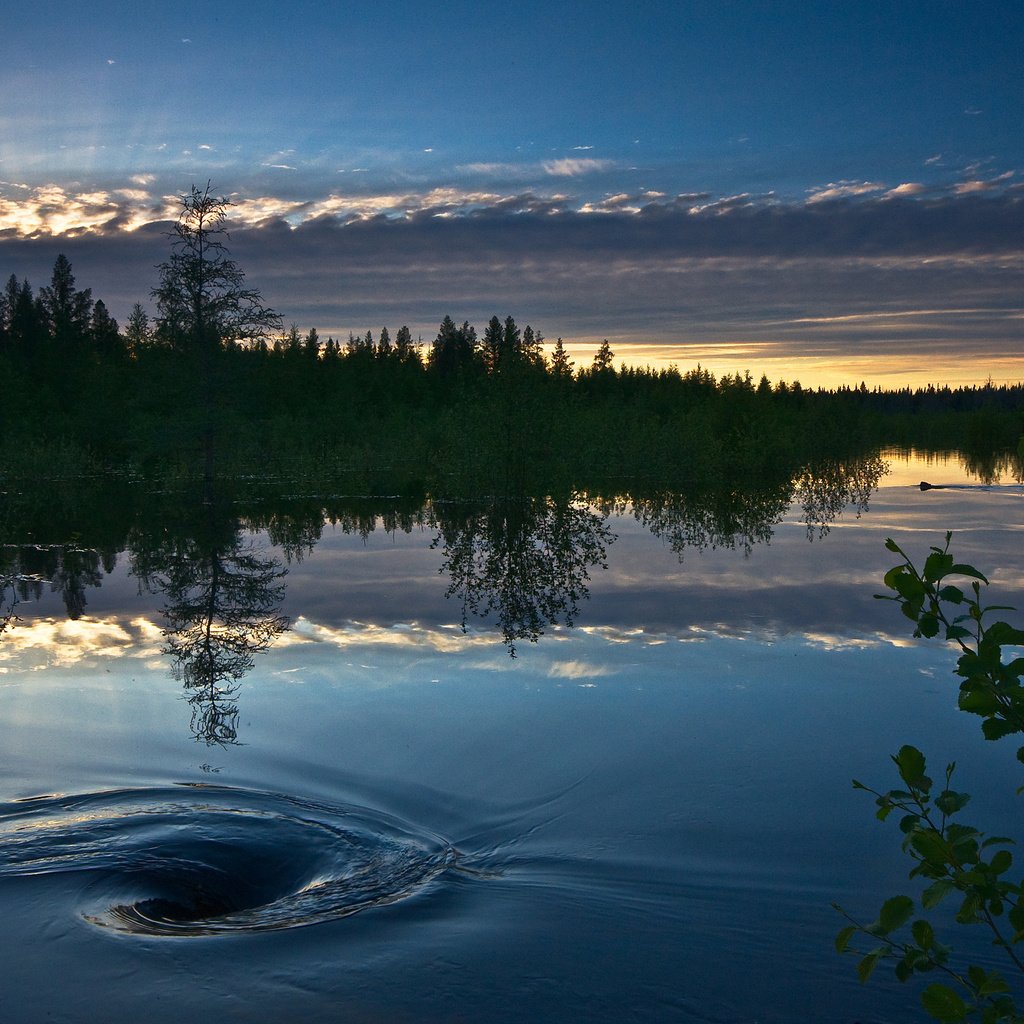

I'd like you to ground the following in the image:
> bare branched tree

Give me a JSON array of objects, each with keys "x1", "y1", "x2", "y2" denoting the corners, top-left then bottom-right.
[{"x1": 153, "y1": 183, "x2": 281, "y2": 354}]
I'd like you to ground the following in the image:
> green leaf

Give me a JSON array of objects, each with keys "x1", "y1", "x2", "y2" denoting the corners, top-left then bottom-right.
[
  {"x1": 893, "y1": 746, "x2": 929, "y2": 788},
  {"x1": 857, "y1": 951, "x2": 881, "y2": 984},
  {"x1": 878, "y1": 895, "x2": 915, "y2": 934},
  {"x1": 835, "y1": 925, "x2": 857, "y2": 953},
  {"x1": 985, "y1": 621, "x2": 1024, "y2": 645},
  {"x1": 921, "y1": 983, "x2": 969, "y2": 1022},
  {"x1": 885, "y1": 565, "x2": 910, "y2": 590},
  {"x1": 980, "y1": 836, "x2": 1015, "y2": 849},
  {"x1": 924, "y1": 551, "x2": 954, "y2": 582},
  {"x1": 950, "y1": 563, "x2": 989, "y2": 584},
  {"x1": 1007, "y1": 901, "x2": 1024, "y2": 933},
  {"x1": 922, "y1": 880, "x2": 954, "y2": 909},
  {"x1": 982, "y1": 718, "x2": 1020, "y2": 741},
  {"x1": 912, "y1": 919, "x2": 935, "y2": 949},
  {"x1": 935, "y1": 790, "x2": 970, "y2": 815},
  {"x1": 989, "y1": 849, "x2": 1012, "y2": 875},
  {"x1": 938, "y1": 585, "x2": 965, "y2": 604},
  {"x1": 884, "y1": 537, "x2": 901, "y2": 553}
]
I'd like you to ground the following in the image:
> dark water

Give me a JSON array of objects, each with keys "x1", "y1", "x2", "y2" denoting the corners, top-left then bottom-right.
[{"x1": 0, "y1": 450, "x2": 1021, "y2": 1022}]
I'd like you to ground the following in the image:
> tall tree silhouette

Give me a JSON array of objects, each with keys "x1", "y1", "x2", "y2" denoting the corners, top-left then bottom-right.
[
  {"x1": 40, "y1": 254, "x2": 92, "y2": 350},
  {"x1": 153, "y1": 183, "x2": 281, "y2": 355},
  {"x1": 152, "y1": 183, "x2": 281, "y2": 479}
]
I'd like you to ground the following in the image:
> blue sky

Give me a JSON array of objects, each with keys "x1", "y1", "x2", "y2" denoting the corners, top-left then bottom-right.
[{"x1": 2, "y1": 1, "x2": 1022, "y2": 385}]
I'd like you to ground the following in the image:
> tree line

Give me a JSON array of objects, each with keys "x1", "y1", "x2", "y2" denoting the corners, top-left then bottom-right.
[{"x1": 1, "y1": 185, "x2": 1022, "y2": 483}]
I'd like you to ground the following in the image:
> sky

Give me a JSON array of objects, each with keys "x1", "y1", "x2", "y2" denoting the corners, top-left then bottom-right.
[{"x1": 1, "y1": 0, "x2": 1022, "y2": 388}]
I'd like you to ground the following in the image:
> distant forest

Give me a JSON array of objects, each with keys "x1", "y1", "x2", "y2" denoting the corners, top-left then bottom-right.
[{"x1": 2, "y1": 250, "x2": 1023, "y2": 488}]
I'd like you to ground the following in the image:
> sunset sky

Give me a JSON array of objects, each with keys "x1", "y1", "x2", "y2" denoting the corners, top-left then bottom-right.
[{"x1": 2, "y1": 0, "x2": 1022, "y2": 387}]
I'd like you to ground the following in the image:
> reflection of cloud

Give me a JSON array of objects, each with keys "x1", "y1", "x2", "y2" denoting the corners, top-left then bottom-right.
[
  {"x1": 802, "y1": 632, "x2": 884, "y2": 651},
  {"x1": 547, "y1": 660, "x2": 619, "y2": 679},
  {"x1": 542, "y1": 158, "x2": 614, "y2": 177},
  {"x1": 0, "y1": 616, "x2": 162, "y2": 670},
  {"x1": 288, "y1": 616, "x2": 498, "y2": 653}
]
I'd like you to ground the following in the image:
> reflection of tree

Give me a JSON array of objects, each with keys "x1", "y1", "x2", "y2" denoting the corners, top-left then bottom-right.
[
  {"x1": 1, "y1": 560, "x2": 19, "y2": 636},
  {"x1": 620, "y1": 453, "x2": 887, "y2": 560},
  {"x1": 431, "y1": 494, "x2": 613, "y2": 656},
  {"x1": 794, "y1": 453, "x2": 887, "y2": 538},
  {"x1": 623, "y1": 485, "x2": 791, "y2": 560},
  {"x1": 959, "y1": 448, "x2": 1024, "y2": 486},
  {"x1": 0, "y1": 543, "x2": 112, "y2": 620},
  {"x1": 131, "y1": 495, "x2": 288, "y2": 746}
]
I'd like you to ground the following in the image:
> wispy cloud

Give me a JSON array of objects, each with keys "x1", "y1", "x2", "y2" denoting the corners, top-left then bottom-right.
[
  {"x1": 542, "y1": 157, "x2": 614, "y2": 177},
  {"x1": 2, "y1": 173, "x2": 1022, "y2": 392},
  {"x1": 457, "y1": 158, "x2": 615, "y2": 180},
  {"x1": 884, "y1": 182, "x2": 927, "y2": 198},
  {"x1": 954, "y1": 170, "x2": 1014, "y2": 194},
  {"x1": 806, "y1": 180, "x2": 886, "y2": 204}
]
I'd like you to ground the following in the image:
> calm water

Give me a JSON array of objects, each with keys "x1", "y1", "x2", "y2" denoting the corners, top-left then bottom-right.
[{"x1": 1, "y1": 450, "x2": 1021, "y2": 1023}]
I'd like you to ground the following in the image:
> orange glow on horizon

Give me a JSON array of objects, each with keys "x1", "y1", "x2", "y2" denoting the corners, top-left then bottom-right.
[{"x1": 552, "y1": 341, "x2": 1024, "y2": 391}]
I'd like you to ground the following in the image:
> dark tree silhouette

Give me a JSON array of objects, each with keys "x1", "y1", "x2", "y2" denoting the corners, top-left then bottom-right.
[
  {"x1": 40, "y1": 254, "x2": 92, "y2": 349},
  {"x1": 153, "y1": 183, "x2": 281, "y2": 355}
]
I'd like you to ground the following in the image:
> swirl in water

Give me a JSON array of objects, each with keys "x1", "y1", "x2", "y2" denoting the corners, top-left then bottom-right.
[{"x1": 0, "y1": 785, "x2": 458, "y2": 936}]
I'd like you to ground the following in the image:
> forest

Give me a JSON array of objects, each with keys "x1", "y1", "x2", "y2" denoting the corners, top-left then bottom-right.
[{"x1": 2, "y1": 187, "x2": 1022, "y2": 491}]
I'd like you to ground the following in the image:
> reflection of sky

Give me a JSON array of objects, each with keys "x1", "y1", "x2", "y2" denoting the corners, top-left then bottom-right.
[{"x1": 3, "y1": 451, "x2": 1021, "y2": 665}]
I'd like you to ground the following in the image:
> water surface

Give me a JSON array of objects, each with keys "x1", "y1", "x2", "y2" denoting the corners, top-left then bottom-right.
[{"x1": 1, "y1": 450, "x2": 1021, "y2": 1022}]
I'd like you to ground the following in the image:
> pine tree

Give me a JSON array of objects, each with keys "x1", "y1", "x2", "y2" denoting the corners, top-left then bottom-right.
[
  {"x1": 592, "y1": 339, "x2": 614, "y2": 373},
  {"x1": 152, "y1": 183, "x2": 280, "y2": 355},
  {"x1": 550, "y1": 337, "x2": 574, "y2": 380},
  {"x1": 125, "y1": 303, "x2": 151, "y2": 356},
  {"x1": 40, "y1": 254, "x2": 93, "y2": 349}
]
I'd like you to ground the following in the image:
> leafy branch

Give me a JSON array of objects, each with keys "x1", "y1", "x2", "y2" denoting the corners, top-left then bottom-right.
[
  {"x1": 878, "y1": 532, "x2": 1024, "y2": 758},
  {"x1": 836, "y1": 535, "x2": 1024, "y2": 1023}
]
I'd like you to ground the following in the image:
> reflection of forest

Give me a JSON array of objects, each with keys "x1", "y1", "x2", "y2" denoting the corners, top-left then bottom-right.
[
  {"x1": 1, "y1": 544, "x2": 110, "y2": 620},
  {"x1": 431, "y1": 496, "x2": 613, "y2": 656},
  {"x1": 0, "y1": 450, "x2": 894, "y2": 733}
]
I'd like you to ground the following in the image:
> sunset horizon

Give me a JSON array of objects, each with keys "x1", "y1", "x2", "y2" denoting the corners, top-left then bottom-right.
[{"x1": 3, "y1": 1, "x2": 1022, "y2": 391}]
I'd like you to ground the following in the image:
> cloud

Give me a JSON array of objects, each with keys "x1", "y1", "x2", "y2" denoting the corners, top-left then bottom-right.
[
  {"x1": 1, "y1": 177, "x2": 1022, "y2": 389},
  {"x1": 806, "y1": 180, "x2": 886, "y2": 204},
  {"x1": 954, "y1": 171, "x2": 1014, "y2": 194},
  {"x1": 458, "y1": 158, "x2": 615, "y2": 180},
  {"x1": 542, "y1": 157, "x2": 614, "y2": 177},
  {"x1": 883, "y1": 182, "x2": 927, "y2": 198}
]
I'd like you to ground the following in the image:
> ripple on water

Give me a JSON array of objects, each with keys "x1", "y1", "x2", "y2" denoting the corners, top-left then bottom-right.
[{"x1": 0, "y1": 785, "x2": 458, "y2": 936}]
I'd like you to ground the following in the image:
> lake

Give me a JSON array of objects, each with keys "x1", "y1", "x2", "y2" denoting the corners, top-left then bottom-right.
[{"x1": 1, "y1": 449, "x2": 1021, "y2": 1023}]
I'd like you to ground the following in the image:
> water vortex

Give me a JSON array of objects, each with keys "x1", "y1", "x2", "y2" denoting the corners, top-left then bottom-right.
[{"x1": 0, "y1": 785, "x2": 457, "y2": 936}]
